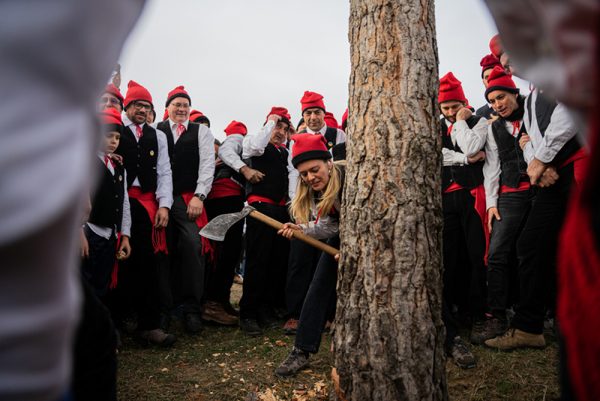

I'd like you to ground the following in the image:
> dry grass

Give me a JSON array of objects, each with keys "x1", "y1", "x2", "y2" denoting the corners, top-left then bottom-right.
[{"x1": 118, "y1": 284, "x2": 560, "y2": 401}]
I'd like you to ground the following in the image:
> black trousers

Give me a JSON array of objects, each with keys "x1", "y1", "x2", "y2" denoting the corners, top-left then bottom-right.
[
  {"x1": 204, "y1": 195, "x2": 245, "y2": 304},
  {"x1": 168, "y1": 195, "x2": 206, "y2": 315},
  {"x1": 512, "y1": 163, "x2": 574, "y2": 334},
  {"x1": 81, "y1": 225, "x2": 116, "y2": 299},
  {"x1": 115, "y1": 199, "x2": 161, "y2": 330},
  {"x1": 442, "y1": 189, "x2": 487, "y2": 319},
  {"x1": 72, "y1": 278, "x2": 117, "y2": 401},
  {"x1": 487, "y1": 189, "x2": 533, "y2": 317},
  {"x1": 285, "y1": 239, "x2": 321, "y2": 319},
  {"x1": 295, "y1": 236, "x2": 339, "y2": 354},
  {"x1": 239, "y1": 202, "x2": 290, "y2": 320}
]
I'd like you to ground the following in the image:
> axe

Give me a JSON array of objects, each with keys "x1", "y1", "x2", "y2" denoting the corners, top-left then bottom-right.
[{"x1": 200, "y1": 205, "x2": 339, "y2": 257}]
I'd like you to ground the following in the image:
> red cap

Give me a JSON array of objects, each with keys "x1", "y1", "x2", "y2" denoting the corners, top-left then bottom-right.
[
  {"x1": 291, "y1": 133, "x2": 332, "y2": 168},
  {"x1": 484, "y1": 66, "x2": 519, "y2": 101},
  {"x1": 100, "y1": 107, "x2": 123, "y2": 126},
  {"x1": 124, "y1": 80, "x2": 153, "y2": 109},
  {"x1": 324, "y1": 112, "x2": 339, "y2": 129},
  {"x1": 489, "y1": 34, "x2": 503, "y2": 58},
  {"x1": 438, "y1": 72, "x2": 468, "y2": 104},
  {"x1": 266, "y1": 107, "x2": 291, "y2": 125},
  {"x1": 480, "y1": 54, "x2": 502, "y2": 77},
  {"x1": 301, "y1": 91, "x2": 326, "y2": 113},
  {"x1": 104, "y1": 83, "x2": 124, "y2": 103},
  {"x1": 189, "y1": 109, "x2": 204, "y2": 121},
  {"x1": 341, "y1": 108, "x2": 348, "y2": 131},
  {"x1": 224, "y1": 120, "x2": 247, "y2": 136},
  {"x1": 165, "y1": 85, "x2": 191, "y2": 107}
]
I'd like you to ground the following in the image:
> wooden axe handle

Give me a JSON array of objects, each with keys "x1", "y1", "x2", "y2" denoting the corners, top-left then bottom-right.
[{"x1": 249, "y1": 210, "x2": 340, "y2": 257}]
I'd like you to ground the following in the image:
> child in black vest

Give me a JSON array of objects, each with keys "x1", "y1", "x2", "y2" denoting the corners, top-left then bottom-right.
[{"x1": 81, "y1": 108, "x2": 132, "y2": 301}]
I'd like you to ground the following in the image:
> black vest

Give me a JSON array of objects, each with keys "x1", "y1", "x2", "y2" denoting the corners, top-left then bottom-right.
[
  {"x1": 441, "y1": 115, "x2": 485, "y2": 191},
  {"x1": 116, "y1": 124, "x2": 159, "y2": 193},
  {"x1": 526, "y1": 90, "x2": 581, "y2": 166},
  {"x1": 246, "y1": 144, "x2": 289, "y2": 203},
  {"x1": 88, "y1": 158, "x2": 125, "y2": 232},
  {"x1": 214, "y1": 163, "x2": 245, "y2": 188},
  {"x1": 300, "y1": 126, "x2": 339, "y2": 149},
  {"x1": 491, "y1": 119, "x2": 529, "y2": 188},
  {"x1": 158, "y1": 121, "x2": 201, "y2": 195}
]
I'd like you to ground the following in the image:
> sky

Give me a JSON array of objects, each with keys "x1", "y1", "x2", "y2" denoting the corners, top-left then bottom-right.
[{"x1": 119, "y1": 0, "x2": 508, "y2": 140}]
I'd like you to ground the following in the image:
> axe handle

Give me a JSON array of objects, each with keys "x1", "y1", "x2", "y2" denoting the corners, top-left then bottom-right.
[{"x1": 249, "y1": 210, "x2": 340, "y2": 257}]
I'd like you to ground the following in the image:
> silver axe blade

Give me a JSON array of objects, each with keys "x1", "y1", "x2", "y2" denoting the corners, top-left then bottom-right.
[{"x1": 200, "y1": 205, "x2": 255, "y2": 241}]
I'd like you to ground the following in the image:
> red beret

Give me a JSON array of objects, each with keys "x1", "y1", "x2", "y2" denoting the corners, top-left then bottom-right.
[
  {"x1": 224, "y1": 120, "x2": 247, "y2": 136},
  {"x1": 189, "y1": 109, "x2": 204, "y2": 121},
  {"x1": 480, "y1": 54, "x2": 502, "y2": 77},
  {"x1": 301, "y1": 91, "x2": 326, "y2": 113},
  {"x1": 104, "y1": 83, "x2": 124, "y2": 103},
  {"x1": 165, "y1": 85, "x2": 191, "y2": 107},
  {"x1": 439, "y1": 72, "x2": 468, "y2": 104},
  {"x1": 123, "y1": 80, "x2": 153, "y2": 109},
  {"x1": 484, "y1": 66, "x2": 519, "y2": 101},
  {"x1": 324, "y1": 112, "x2": 339, "y2": 129},
  {"x1": 266, "y1": 106, "x2": 291, "y2": 125},
  {"x1": 100, "y1": 107, "x2": 123, "y2": 126},
  {"x1": 291, "y1": 133, "x2": 332, "y2": 168},
  {"x1": 489, "y1": 34, "x2": 503, "y2": 58}
]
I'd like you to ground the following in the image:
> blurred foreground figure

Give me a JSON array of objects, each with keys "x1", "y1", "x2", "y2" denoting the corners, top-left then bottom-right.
[
  {"x1": 484, "y1": 1, "x2": 599, "y2": 400},
  {"x1": 0, "y1": 1, "x2": 144, "y2": 400}
]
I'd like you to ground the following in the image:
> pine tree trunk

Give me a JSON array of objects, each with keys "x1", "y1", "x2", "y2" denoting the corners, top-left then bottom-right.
[{"x1": 334, "y1": 0, "x2": 447, "y2": 400}]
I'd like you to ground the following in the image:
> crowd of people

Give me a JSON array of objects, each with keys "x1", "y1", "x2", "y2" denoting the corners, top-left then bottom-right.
[{"x1": 75, "y1": 32, "x2": 588, "y2": 398}]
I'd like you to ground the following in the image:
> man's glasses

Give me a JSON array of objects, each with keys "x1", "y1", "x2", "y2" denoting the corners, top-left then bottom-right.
[
  {"x1": 100, "y1": 96, "x2": 120, "y2": 105},
  {"x1": 171, "y1": 103, "x2": 190, "y2": 109},
  {"x1": 133, "y1": 101, "x2": 152, "y2": 111}
]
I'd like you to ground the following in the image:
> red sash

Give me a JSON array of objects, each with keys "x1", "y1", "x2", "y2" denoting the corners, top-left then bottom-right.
[
  {"x1": 127, "y1": 187, "x2": 168, "y2": 254},
  {"x1": 181, "y1": 192, "x2": 215, "y2": 262},
  {"x1": 470, "y1": 185, "x2": 490, "y2": 265}
]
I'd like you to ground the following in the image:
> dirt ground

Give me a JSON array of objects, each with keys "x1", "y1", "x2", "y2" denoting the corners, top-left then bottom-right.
[{"x1": 118, "y1": 283, "x2": 560, "y2": 401}]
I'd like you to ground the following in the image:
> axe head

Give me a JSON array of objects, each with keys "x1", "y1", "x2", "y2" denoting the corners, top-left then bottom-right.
[{"x1": 200, "y1": 205, "x2": 255, "y2": 241}]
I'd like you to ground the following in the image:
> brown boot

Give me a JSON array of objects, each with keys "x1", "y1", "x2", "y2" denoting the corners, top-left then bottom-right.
[
  {"x1": 137, "y1": 329, "x2": 176, "y2": 347},
  {"x1": 202, "y1": 301, "x2": 238, "y2": 326},
  {"x1": 484, "y1": 328, "x2": 546, "y2": 351}
]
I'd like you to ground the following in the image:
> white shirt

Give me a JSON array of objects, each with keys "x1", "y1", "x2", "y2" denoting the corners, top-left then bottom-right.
[
  {"x1": 287, "y1": 124, "x2": 346, "y2": 199},
  {"x1": 441, "y1": 118, "x2": 468, "y2": 166},
  {"x1": 450, "y1": 117, "x2": 488, "y2": 157},
  {"x1": 522, "y1": 89, "x2": 578, "y2": 164},
  {"x1": 218, "y1": 134, "x2": 246, "y2": 172},
  {"x1": 86, "y1": 153, "x2": 132, "y2": 238},
  {"x1": 300, "y1": 197, "x2": 341, "y2": 240},
  {"x1": 122, "y1": 116, "x2": 174, "y2": 209},
  {"x1": 167, "y1": 119, "x2": 215, "y2": 197}
]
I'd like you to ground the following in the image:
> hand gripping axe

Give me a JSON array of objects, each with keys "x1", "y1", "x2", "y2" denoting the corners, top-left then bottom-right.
[{"x1": 200, "y1": 205, "x2": 339, "y2": 257}]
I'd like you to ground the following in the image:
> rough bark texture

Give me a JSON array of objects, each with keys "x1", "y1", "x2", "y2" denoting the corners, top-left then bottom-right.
[{"x1": 334, "y1": 0, "x2": 447, "y2": 400}]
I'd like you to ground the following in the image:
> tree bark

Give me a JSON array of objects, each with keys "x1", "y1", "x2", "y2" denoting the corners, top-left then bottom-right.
[{"x1": 334, "y1": 0, "x2": 447, "y2": 400}]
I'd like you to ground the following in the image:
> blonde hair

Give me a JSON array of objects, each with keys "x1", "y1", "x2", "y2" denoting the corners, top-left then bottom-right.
[{"x1": 290, "y1": 161, "x2": 341, "y2": 224}]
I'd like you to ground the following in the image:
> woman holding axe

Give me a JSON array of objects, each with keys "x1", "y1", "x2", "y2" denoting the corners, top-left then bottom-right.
[{"x1": 275, "y1": 133, "x2": 342, "y2": 377}]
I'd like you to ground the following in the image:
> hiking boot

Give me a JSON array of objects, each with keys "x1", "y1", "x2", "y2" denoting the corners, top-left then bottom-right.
[
  {"x1": 275, "y1": 347, "x2": 310, "y2": 377},
  {"x1": 137, "y1": 329, "x2": 176, "y2": 347},
  {"x1": 484, "y1": 328, "x2": 546, "y2": 351},
  {"x1": 240, "y1": 318, "x2": 263, "y2": 336},
  {"x1": 184, "y1": 313, "x2": 203, "y2": 334},
  {"x1": 449, "y1": 336, "x2": 476, "y2": 369},
  {"x1": 471, "y1": 317, "x2": 507, "y2": 344},
  {"x1": 283, "y1": 318, "x2": 299, "y2": 335},
  {"x1": 202, "y1": 301, "x2": 238, "y2": 326}
]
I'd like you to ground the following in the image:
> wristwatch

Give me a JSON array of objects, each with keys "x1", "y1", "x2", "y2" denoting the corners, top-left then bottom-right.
[{"x1": 194, "y1": 193, "x2": 206, "y2": 201}]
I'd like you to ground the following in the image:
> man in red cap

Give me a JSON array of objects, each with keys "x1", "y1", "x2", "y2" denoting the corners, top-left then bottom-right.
[
  {"x1": 156, "y1": 85, "x2": 216, "y2": 334},
  {"x1": 484, "y1": 56, "x2": 584, "y2": 351},
  {"x1": 115, "y1": 80, "x2": 176, "y2": 347},
  {"x1": 203, "y1": 120, "x2": 264, "y2": 326},
  {"x1": 477, "y1": 66, "x2": 532, "y2": 343},
  {"x1": 239, "y1": 107, "x2": 292, "y2": 336},
  {"x1": 282, "y1": 91, "x2": 346, "y2": 334},
  {"x1": 438, "y1": 71, "x2": 489, "y2": 368},
  {"x1": 99, "y1": 83, "x2": 124, "y2": 112},
  {"x1": 476, "y1": 54, "x2": 503, "y2": 119}
]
